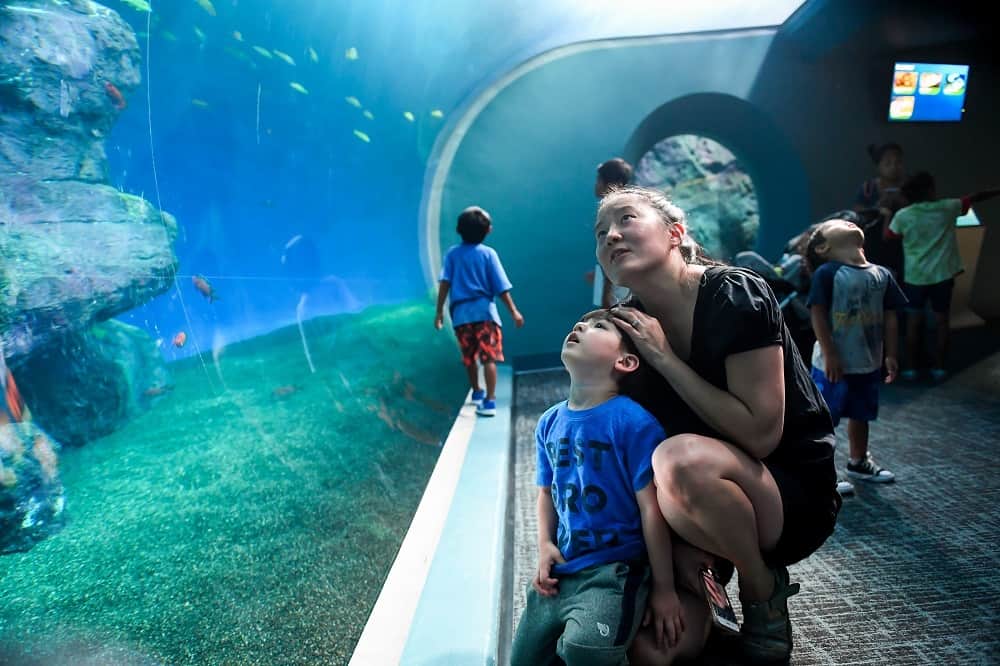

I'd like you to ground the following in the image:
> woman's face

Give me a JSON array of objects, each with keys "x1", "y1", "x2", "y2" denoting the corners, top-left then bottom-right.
[{"x1": 595, "y1": 194, "x2": 678, "y2": 286}]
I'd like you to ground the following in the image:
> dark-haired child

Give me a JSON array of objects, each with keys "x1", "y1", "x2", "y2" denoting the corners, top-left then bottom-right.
[
  {"x1": 807, "y1": 215, "x2": 907, "y2": 483},
  {"x1": 592, "y1": 158, "x2": 634, "y2": 308},
  {"x1": 435, "y1": 206, "x2": 524, "y2": 416},
  {"x1": 853, "y1": 142, "x2": 907, "y2": 280},
  {"x1": 887, "y1": 172, "x2": 1000, "y2": 380},
  {"x1": 511, "y1": 309, "x2": 695, "y2": 665}
]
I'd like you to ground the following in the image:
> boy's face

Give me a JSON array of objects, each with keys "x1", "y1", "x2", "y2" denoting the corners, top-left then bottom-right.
[
  {"x1": 816, "y1": 219, "x2": 865, "y2": 261},
  {"x1": 561, "y1": 313, "x2": 635, "y2": 374}
]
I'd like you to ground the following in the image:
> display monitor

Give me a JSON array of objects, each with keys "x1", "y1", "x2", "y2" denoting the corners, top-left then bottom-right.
[{"x1": 888, "y1": 63, "x2": 968, "y2": 122}]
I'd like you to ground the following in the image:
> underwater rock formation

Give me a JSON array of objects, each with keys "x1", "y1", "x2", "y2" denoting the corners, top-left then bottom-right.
[
  {"x1": 17, "y1": 320, "x2": 171, "y2": 446},
  {"x1": 635, "y1": 134, "x2": 759, "y2": 261},
  {"x1": 0, "y1": 0, "x2": 178, "y2": 364},
  {"x1": 0, "y1": 421, "x2": 65, "y2": 554}
]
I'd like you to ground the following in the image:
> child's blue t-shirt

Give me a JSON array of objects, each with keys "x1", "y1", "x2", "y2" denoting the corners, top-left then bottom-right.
[
  {"x1": 535, "y1": 395, "x2": 666, "y2": 575},
  {"x1": 806, "y1": 261, "x2": 907, "y2": 374},
  {"x1": 439, "y1": 243, "x2": 513, "y2": 327}
]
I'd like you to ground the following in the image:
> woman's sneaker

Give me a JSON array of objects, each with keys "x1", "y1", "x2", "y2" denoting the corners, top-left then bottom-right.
[
  {"x1": 740, "y1": 565, "x2": 800, "y2": 663},
  {"x1": 476, "y1": 399, "x2": 496, "y2": 417},
  {"x1": 846, "y1": 454, "x2": 895, "y2": 483}
]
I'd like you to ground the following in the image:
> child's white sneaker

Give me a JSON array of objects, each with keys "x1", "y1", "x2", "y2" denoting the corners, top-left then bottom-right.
[{"x1": 846, "y1": 454, "x2": 895, "y2": 483}]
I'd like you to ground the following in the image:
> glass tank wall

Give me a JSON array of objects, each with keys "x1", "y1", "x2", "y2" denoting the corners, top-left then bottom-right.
[{"x1": 0, "y1": 1, "x2": 802, "y2": 662}]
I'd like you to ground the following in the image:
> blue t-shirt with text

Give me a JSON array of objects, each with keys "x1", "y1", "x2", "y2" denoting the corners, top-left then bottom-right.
[
  {"x1": 439, "y1": 243, "x2": 513, "y2": 327},
  {"x1": 807, "y1": 261, "x2": 907, "y2": 374},
  {"x1": 535, "y1": 395, "x2": 666, "y2": 575}
]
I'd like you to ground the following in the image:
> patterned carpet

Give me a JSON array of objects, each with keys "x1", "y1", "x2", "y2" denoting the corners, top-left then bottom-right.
[{"x1": 510, "y1": 330, "x2": 1000, "y2": 665}]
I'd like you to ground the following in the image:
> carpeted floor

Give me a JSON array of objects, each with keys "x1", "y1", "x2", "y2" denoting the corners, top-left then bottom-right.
[{"x1": 510, "y1": 329, "x2": 1000, "y2": 665}]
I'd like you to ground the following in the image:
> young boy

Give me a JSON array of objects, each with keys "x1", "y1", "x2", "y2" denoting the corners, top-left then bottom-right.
[
  {"x1": 806, "y1": 213, "x2": 907, "y2": 484},
  {"x1": 434, "y1": 206, "x2": 523, "y2": 416},
  {"x1": 510, "y1": 310, "x2": 687, "y2": 665},
  {"x1": 886, "y1": 172, "x2": 1000, "y2": 380}
]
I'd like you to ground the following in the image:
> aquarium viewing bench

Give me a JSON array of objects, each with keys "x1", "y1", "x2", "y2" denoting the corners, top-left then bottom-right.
[{"x1": 350, "y1": 366, "x2": 514, "y2": 665}]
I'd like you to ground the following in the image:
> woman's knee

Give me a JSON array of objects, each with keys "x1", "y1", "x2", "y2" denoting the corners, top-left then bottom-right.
[{"x1": 652, "y1": 435, "x2": 717, "y2": 501}]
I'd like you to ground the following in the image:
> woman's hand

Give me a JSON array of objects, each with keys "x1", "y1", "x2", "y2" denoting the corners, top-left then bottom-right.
[{"x1": 608, "y1": 306, "x2": 675, "y2": 364}]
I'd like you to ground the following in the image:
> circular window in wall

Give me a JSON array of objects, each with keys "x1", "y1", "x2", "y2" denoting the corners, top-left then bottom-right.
[{"x1": 634, "y1": 134, "x2": 758, "y2": 262}]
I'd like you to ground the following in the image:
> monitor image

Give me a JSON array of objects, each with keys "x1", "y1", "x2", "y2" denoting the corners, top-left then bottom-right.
[{"x1": 889, "y1": 63, "x2": 969, "y2": 122}]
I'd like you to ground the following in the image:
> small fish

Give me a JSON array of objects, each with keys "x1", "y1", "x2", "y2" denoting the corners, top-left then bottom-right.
[
  {"x1": 232, "y1": 30, "x2": 243, "y2": 41},
  {"x1": 161, "y1": 30, "x2": 177, "y2": 42},
  {"x1": 172, "y1": 331, "x2": 187, "y2": 348},
  {"x1": 119, "y1": 0, "x2": 152, "y2": 11},
  {"x1": 192, "y1": 275, "x2": 219, "y2": 302},
  {"x1": 345, "y1": 47, "x2": 358, "y2": 60},
  {"x1": 1, "y1": 367, "x2": 25, "y2": 424},
  {"x1": 430, "y1": 109, "x2": 444, "y2": 118},
  {"x1": 191, "y1": 98, "x2": 209, "y2": 108},
  {"x1": 104, "y1": 82, "x2": 126, "y2": 110},
  {"x1": 143, "y1": 384, "x2": 175, "y2": 397},
  {"x1": 273, "y1": 50, "x2": 295, "y2": 66},
  {"x1": 344, "y1": 96, "x2": 361, "y2": 108},
  {"x1": 193, "y1": 26, "x2": 206, "y2": 42},
  {"x1": 289, "y1": 82, "x2": 309, "y2": 95},
  {"x1": 362, "y1": 110, "x2": 374, "y2": 120},
  {"x1": 353, "y1": 129, "x2": 370, "y2": 143},
  {"x1": 308, "y1": 47, "x2": 319, "y2": 63},
  {"x1": 272, "y1": 384, "x2": 301, "y2": 398},
  {"x1": 194, "y1": 0, "x2": 216, "y2": 16},
  {"x1": 252, "y1": 45, "x2": 273, "y2": 58},
  {"x1": 403, "y1": 111, "x2": 415, "y2": 122},
  {"x1": 284, "y1": 234, "x2": 303, "y2": 250}
]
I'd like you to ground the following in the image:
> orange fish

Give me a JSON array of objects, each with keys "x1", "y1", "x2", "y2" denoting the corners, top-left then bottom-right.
[
  {"x1": 2, "y1": 369, "x2": 25, "y2": 423},
  {"x1": 104, "y1": 82, "x2": 126, "y2": 110},
  {"x1": 192, "y1": 275, "x2": 218, "y2": 302},
  {"x1": 172, "y1": 331, "x2": 187, "y2": 348}
]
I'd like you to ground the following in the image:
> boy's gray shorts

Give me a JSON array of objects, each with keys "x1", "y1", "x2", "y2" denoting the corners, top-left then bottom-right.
[{"x1": 510, "y1": 559, "x2": 650, "y2": 666}]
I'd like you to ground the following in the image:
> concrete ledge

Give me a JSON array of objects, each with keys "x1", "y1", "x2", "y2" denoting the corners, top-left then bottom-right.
[{"x1": 350, "y1": 366, "x2": 513, "y2": 666}]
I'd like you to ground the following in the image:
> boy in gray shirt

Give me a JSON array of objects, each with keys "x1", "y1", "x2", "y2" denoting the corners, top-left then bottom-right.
[{"x1": 806, "y1": 211, "x2": 907, "y2": 484}]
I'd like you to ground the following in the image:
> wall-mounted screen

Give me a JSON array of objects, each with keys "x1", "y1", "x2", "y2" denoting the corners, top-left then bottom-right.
[{"x1": 889, "y1": 63, "x2": 968, "y2": 122}]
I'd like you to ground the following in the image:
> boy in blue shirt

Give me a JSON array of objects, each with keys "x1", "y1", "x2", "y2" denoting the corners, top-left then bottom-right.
[
  {"x1": 511, "y1": 310, "x2": 689, "y2": 665},
  {"x1": 434, "y1": 206, "x2": 523, "y2": 416},
  {"x1": 806, "y1": 212, "x2": 907, "y2": 485}
]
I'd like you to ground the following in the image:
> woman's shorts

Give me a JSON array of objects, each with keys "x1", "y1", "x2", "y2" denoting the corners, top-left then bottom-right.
[
  {"x1": 763, "y1": 435, "x2": 842, "y2": 567},
  {"x1": 454, "y1": 321, "x2": 504, "y2": 367}
]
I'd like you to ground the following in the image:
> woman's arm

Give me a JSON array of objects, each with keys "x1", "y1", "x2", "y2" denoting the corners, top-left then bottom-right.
[{"x1": 653, "y1": 346, "x2": 785, "y2": 460}]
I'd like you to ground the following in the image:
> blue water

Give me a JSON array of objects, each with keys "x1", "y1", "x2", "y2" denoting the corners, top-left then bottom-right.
[{"x1": 105, "y1": 0, "x2": 802, "y2": 356}]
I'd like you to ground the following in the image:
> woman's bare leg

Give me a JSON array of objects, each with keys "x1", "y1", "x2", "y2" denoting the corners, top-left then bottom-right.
[{"x1": 651, "y1": 434, "x2": 783, "y2": 603}]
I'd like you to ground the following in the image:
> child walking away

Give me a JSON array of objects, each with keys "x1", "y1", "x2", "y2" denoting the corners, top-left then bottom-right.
[
  {"x1": 511, "y1": 310, "x2": 700, "y2": 666},
  {"x1": 887, "y1": 172, "x2": 1000, "y2": 381},
  {"x1": 806, "y1": 213, "x2": 907, "y2": 485},
  {"x1": 434, "y1": 206, "x2": 524, "y2": 416}
]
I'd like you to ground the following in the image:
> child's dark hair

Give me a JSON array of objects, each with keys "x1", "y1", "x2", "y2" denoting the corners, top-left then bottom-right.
[
  {"x1": 901, "y1": 171, "x2": 935, "y2": 204},
  {"x1": 580, "y1": 309, "x2": 654, "y2": 401},
  {"x1": 805, "y1": 210, "x2": 864, "y2": 271},
  {"x1": 597, "y1": 158, "x2": 633, "y2": 187},
  {"x1": 867, "y1": 142, "x2": 903, "y2": 164},
  {"x1": 457, "y1": 206, "x2": 492, "y2": 244}
]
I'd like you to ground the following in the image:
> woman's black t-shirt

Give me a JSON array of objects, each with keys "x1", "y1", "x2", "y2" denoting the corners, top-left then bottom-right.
[{"x1": 636, "y1": 266, "x2": 834, "y2": 467}]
